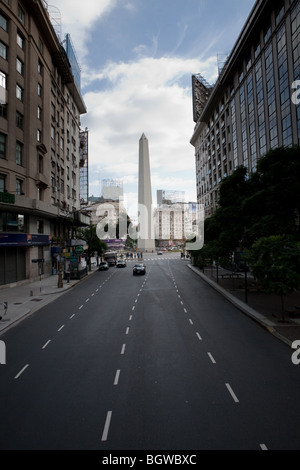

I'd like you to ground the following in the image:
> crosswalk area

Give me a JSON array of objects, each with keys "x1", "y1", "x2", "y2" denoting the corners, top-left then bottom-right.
[{"x1": 125, "y1": 254, "x2": 185, "y2": 263}]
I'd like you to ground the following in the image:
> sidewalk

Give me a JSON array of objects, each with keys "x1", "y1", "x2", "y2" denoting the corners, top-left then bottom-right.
[
  {"x1": 0, "y1": 267, "x2": 98, "y2": 335},
  {"x1": 188, "y1": 265, "x2": 300, "y2": 348}
]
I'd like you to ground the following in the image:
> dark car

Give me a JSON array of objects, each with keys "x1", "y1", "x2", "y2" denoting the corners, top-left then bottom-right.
[
  {"x1": 99, "y1": 261, "x2": 109, "y2": 271},
  {"x1": 116, "y1": 259, "x2": 127, "y2": 268},
  {"x1": 133, "y1": 263, "x2": 146, "y2": 276}
]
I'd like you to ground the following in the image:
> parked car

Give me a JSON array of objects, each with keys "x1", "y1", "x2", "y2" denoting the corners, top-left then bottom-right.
[
  {"x1": 133, "y1": 263, "x2": 146, "y2": 276},
  {"x1": 116, "y1": 259, "x2": 127, "y2": 268},
  {"x1": 157, "y1": 251, "x2": 163, "y2": 255},
  {"x1": 99, "y1": 261, "x2": 109, "y2": 271}
]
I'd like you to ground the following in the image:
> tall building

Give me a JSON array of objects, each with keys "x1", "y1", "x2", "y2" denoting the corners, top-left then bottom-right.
[
  {"x1": 0, "y1": 0, "x2": 89, "y2": 285},
  {"x1": 191, "y1": 0, "x2": 300, "y2": 218},
  {"x1": 138, "y1": 134, "x2": 155, "y2": 252}
]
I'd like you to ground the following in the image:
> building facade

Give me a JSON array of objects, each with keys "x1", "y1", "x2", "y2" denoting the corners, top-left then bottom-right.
[
  {"x1": 0, "y1": 0, "x2": 88, "y2": 285},
  {"x1": 154, "y1": 202, "x2": 198, "y2": 249},
  {"x1": 191, "y1": 0, "x2": 300, "y2": 217}
]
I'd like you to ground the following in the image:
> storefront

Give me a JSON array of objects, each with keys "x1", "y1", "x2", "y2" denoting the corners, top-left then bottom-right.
[{"x1": 0, "y1": 233, "x2": 50, "y2": 285}]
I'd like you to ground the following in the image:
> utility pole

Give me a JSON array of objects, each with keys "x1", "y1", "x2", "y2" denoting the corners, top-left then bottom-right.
[{"x1": 57, "y1": 237, "x2": 63, "y2": 288}]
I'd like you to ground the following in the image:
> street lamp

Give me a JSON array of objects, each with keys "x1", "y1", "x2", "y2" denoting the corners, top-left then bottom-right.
[{"x1": 57, "y1": 237, "x2": 63, "y2": 288}]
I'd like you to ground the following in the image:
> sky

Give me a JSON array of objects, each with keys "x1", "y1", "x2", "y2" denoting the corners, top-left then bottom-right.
[{"x1": 49, "y1": 0, "x2": 256, "y2": 220}]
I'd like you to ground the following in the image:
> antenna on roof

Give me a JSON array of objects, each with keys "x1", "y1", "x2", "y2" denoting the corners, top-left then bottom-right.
[{"x1": 48, "y1": 5, "x2": 62, "y2": 41}]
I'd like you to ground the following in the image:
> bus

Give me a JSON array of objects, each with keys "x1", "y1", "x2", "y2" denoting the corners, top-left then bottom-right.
[{"x1": 103, "y1": 251, "x2": 118, "y2": 267}]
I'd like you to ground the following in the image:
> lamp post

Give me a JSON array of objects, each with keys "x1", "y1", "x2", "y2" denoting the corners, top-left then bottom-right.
[{"x1": 57, "y1": 237, "x2": 63, "y2": 289}]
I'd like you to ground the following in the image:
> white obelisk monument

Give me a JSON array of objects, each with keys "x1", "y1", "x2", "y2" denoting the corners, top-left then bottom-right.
[{"x1": 138, "y1": 134, "x2": 155, "y2": 253}]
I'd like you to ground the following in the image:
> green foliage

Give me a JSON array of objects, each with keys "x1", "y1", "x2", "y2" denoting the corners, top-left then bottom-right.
[
  {"x1": 200, "y1": 146, "x2": 300, "y2": 265},
  {"x1": 76, "y1": 226, "x2": 107, "y2": 257},
  {"x1": 246, "y1": 236, "x2": 300, "y2": 296},
  {"x1": 243, "y1": 147, "x2": 300, "y2": 244}
]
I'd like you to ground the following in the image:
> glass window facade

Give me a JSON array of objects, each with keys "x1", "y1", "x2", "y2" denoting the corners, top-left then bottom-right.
[{"x1": 192, "y1": 0, "x2": 300, "y2": 217}]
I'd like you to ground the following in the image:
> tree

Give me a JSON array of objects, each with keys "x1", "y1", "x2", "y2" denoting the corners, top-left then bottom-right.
[
  {"x1": 77, "y1": 226, "x2": 107, "y2": 270},
  {"x1": 204, "y1": 166, "x2": 250, "y2": 262},
  {"x1": 243, "y1": 146, "x2": 300, "y2": 244},
  {"x1": 247, "y1": 236, "x2": 300, "y2": 322}
]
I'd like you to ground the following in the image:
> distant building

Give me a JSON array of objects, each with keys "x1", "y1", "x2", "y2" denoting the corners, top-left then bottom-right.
[
  {"x1": 0, "y1": 0, "x2": 89, "y2": 284},
  {"x1": 102, "y1": 179, "x2": 123, "y2": 202},
  {"x1": 191, "y1": 0, "x2": 300, "y2": 217},
  {"x1": 154, "y1": 202, "x2": 197, "y2": 249},
  {"x1": 157, "y1": 190, "x2": 185, "y2": 206}
]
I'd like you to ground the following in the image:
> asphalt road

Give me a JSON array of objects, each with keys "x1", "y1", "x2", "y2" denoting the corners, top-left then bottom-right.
[{"x1": 0, "y1": 255, "x2": 300, "y2": 450}]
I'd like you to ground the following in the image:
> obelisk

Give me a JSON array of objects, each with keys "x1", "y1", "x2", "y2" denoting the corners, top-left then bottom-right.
[{"x1": 138, "y1": 134, "x2": 155, "y2": 253}]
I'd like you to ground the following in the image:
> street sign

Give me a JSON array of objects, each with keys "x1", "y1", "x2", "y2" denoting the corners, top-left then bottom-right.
[{"x1": 75, "y1": 246, "x2": 84, "y2": 254}]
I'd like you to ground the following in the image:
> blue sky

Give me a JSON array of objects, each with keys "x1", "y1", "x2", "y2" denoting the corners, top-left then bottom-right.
[{"x1": 50, "y1": 0, "x2": 256, "y2": 219}]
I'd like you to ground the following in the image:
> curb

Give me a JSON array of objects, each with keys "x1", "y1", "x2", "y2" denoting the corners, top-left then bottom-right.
[{"x1": 187, "y1": 264, "x2": 293, "y2": 347}]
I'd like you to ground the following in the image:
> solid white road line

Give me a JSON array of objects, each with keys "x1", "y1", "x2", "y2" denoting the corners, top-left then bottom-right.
[
  {"x1": 225, "y1": 383, "x2": 240, "y2": 403},
  {"x1": 101, "y1": 411, "x2": 112, "y2": 442},
  {"x1": 15, "y1": 364, "x2": 29, "y2": 379}
]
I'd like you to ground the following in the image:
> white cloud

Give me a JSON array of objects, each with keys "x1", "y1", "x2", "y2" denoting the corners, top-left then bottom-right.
[
  {"x1": 81, "y1": 55, "x2": 218, "y2": 217},
  {"x1": 49, "y1": 0, "x2": 219, "y2": 219},
  {"x1": 48, "y1": 0, "x2": 118, "y2": 59}
]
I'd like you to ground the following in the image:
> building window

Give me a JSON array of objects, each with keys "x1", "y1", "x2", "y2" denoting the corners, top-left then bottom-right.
[
  {"x1": 37, "y1": 129, "x2": 42, "y2": 143},
  {"x1": 16, "y1": 84, "x2": 23, "y2": 101},
  {"x1": 0, "y1": 41, "x2": 7, "y2": 60},
  {"x1": 0, "y1": 71, "x2": 7, "y2": 90},
  {"x1": 16, "y1": 57, "x2": 24, "y2": 76},
  {"x1": 18, "y1": 4, "x2": 25, "y2": 25},
  {"x1": 0, "y1": 133, "x2": 6, "y2": 159},
  {"x1": 37, "y1": 220, "x2": 44, "y2": 234},
  {"x1": 16, "y1": 178, "x2": 23, "y2": 196},
  {"x1": 37, "y1": 187, "x2": 43, "y2": 201},
  {"x1": 16, "y1": 141, "x2": 23, "y2": 165},
  {"x1": 0, "y1": 103, "x2": 7, "y2": 119},
  {"x1": 38, "y1": 155, "x2": 43, "y2": 173},
  {"x1": 17, "y1": 32, "x2": 24, "y2": 49},
  {"x1": 37, "y1": 106, "x2": 42, "y2": 120},
  {"x1": 16, "y1": 111, "x2": 23, "y2": 129},
  {"x1": 0, "y1": 213, "x2": 25, "y2": 232},
  {"x1": 38, "y1": 83, "x2": 42, "y2": 96},
  {"x1": 38, "y1": 61, "x2": 43, "y2": 74},
  {"x1": 38, "y1": 37, "x2": 43, "y2": 54},
  {"x1": 0, "y1": 174, "x2": 5, "y2": 192},
  {"x1": 0, "y1": 14, "x2": 8, "y2": 32}
]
